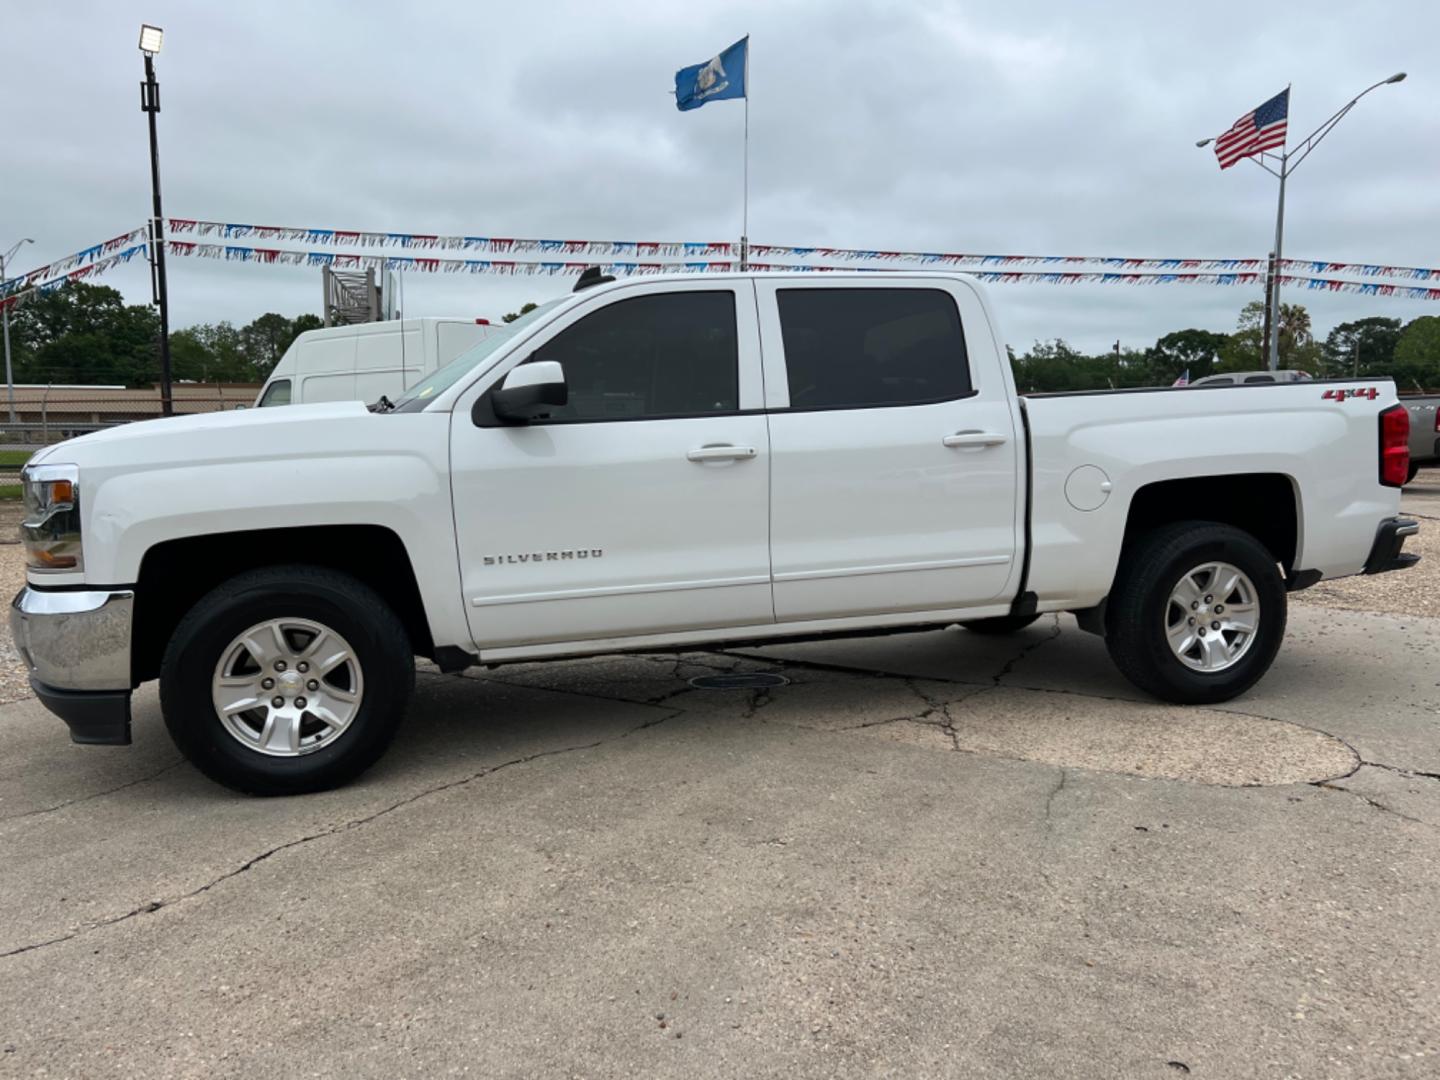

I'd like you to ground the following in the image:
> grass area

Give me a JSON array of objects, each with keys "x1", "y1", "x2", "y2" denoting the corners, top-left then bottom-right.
[{"x1": 0, "y1": 449, "x2": 28, "y2": 499}]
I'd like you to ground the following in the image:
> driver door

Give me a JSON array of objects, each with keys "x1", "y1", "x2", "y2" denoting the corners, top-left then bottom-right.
[{"x1": 449, "y1": 280, "x2": 773, "y2": 650}]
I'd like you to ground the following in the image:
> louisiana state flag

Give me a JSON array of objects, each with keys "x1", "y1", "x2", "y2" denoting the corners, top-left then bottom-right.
[{"x1": 675, "y1": 37, "x2": 748, "y2": 111}]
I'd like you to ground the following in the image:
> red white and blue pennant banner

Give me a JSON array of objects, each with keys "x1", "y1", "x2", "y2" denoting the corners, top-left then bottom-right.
[
  {"x1": 8, "y1": 220, "x2": 1440, "y2": 307},
  {"x1": 166, "y1": 220, "x2": 1440, "y2": 283},
  {"x1": 167, "y1": 219, "x2": 733, "y2": 259},
  {"x1": 0, "y1": 244, "x2": 149, "y2": 312},
  {"x1": 160, "y1": 243, "x2": 1440, "y2": 301},
  {"x1": 1, "y1": 227, "x2": 148, "y2": 296}
]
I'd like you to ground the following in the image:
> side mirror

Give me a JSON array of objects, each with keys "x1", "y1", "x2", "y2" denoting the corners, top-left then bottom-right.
[{"x1": 491, "y1": 360, "x2": 567, "y2": 424}]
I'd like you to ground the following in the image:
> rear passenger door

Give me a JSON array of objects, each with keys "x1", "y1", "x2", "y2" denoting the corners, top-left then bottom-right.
[{"x1": 756, "y1": 279, "x2": 1020, "y2": 622}]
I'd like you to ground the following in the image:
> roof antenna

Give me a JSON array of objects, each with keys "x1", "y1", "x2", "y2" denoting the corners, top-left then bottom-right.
[{"x1": 573, "y1": 265, "x2": 615, "y2": 292}]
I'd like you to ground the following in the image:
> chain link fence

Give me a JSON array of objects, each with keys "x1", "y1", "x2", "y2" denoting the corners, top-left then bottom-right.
[{"x1": 0, "y1": 385, "x2": 262, "y2": 493}]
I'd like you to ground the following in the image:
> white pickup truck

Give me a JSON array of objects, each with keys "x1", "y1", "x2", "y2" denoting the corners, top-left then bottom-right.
[{"x1": 11, "y1": 271, "x2": 1419, "y2": 795}]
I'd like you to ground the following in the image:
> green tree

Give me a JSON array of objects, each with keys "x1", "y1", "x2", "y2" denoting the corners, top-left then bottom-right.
[
  {"x1": 1217, "y1": 300, "x2": 1319, "y2": 372},
  {"x1": 6, "y1": 281, "x2": 160, "y2": 386},
  {"x1": 167, "y1": 322, "x2": 251, "y2": 381},
  {"x1": 503, "y1": 302, "x2": 538, "y2": 324},
  {"x1": 1320, "y1": 317, "x2": 1402, "y2": 379},
  {"x1": 1145, "y1": 328, "x2": 1228, "y2": 383},
  {"x1": 170, "y1": 313, "x2": 322, "y2": 382},
  {"x1": 290, "y1": 313, "x2": 323, "y2": 337},
  {"x1": 1392, "y1": 316, "x2": 1440, "y2": 392},
  {"x1": 240, "y1": 313, "x2": 298, "y2": 374}
]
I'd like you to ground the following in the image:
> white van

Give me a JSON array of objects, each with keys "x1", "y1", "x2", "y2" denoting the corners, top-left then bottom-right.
[{"x1": 255, "y1": 318, "x2": 511, "y2": 407}]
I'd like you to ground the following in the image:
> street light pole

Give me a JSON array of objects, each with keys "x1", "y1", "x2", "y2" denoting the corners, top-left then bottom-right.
[
  {"x1": 1198, "y1": 73, "x2": 1406, "y2": 371},
  {"x1": 139, "y1": 25, "x2": 173, "y2": 416},
  {"x1": 1268, "y1": 166, "x2": 1287, "y2": 371},
  {"x1": 1, "y1": 238, "x2": 34, "y2": 425}
]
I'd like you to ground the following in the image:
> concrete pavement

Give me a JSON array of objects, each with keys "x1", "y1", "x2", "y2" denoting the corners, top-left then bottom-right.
[{"x1": 2, "y1": 601, "x2": 1438, "y2": 1078}]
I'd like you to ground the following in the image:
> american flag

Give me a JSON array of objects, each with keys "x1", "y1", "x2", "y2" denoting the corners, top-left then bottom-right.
[{"x1": 1213, "y1": 88, "x2": 1289, "y2": 169}]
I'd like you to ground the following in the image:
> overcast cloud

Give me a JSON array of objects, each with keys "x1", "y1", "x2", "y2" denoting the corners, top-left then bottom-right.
[{"x1": 4, "y1": 0, "x2": 1437, "y2": 353}]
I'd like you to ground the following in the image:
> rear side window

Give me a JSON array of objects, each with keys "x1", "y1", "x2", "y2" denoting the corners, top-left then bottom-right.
[
  {"x1": 776, "y1": 288, "x2": 971, "y2": 410},
  {"x1": 257, "y1": 379, "x2": 291, "y2": 407},
  {"x1": 530, "y1": 291, "x2": 738, "y2": 421},
  {"x1": 1243, "y1": 375, "x2": 1276, "y2": 384}
]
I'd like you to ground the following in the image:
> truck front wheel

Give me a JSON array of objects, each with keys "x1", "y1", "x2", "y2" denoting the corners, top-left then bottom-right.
[
  {"x1": 1104, "y1": 522, "x2": 1286, "y2": 705},
  {"x1": 159, "y1": 565, "x2": 414, "y2": 795}
]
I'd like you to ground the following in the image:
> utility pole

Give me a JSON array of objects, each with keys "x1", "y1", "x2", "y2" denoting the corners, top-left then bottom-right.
[
  {"x1": 1260, "y1": 252, "x2": 1275, "y2": 368},
  {"x1": 1, "y1": 239, "x2": 35, "y2": 425},
  {"x1": 139, "y1": 25, "x2": 174, "y2": 416}
]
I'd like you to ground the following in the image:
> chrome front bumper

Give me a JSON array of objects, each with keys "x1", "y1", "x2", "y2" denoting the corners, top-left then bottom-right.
[
  {"x1": 11, "y1": 587, "x2": 135, "y2": 745},
  {"x1": 11, "y1": 586, "x2": 134, "y2": 690}
]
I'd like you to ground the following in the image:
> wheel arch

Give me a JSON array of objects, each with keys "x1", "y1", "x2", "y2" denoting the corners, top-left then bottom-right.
[
  {"x1": 1121, "y1": 473, "x2": 1300, "y2": 572},
  {"x1": 1074, "y1": 473, "x2": 1301, "y2": 637},
  {"x1": 131, "y1": 524, "x2": 434, "y2": 686}
]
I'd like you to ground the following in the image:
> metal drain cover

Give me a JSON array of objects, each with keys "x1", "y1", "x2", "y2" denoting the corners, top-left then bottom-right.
[{"x1": 688, "y1": 672, "x2": 790, "y2": 690}]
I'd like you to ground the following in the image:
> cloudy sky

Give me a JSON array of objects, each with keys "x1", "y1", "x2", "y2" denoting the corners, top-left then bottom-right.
[{"x1": 4, "y1": 1, "x2": 1436, "y2": 353}]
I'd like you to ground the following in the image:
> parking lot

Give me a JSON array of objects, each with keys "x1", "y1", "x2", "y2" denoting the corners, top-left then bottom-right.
[{"x1": 2, "y1": 483, "x2": 1438, "y2": 1078}]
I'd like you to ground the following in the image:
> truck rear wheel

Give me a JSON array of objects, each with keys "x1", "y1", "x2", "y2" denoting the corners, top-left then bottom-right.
[
  {"x1": 1104, "y1": 522, "x2": 1286, "y2": 705},
  {"x1": 160, "y1": 565, "x2": 414, "y2": 795}
]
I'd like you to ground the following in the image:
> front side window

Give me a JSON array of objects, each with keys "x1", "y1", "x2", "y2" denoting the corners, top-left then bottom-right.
[
  {"x1": 776, "y1": 288, "x2": 972, "y2": 410},
  {"x1": 257, "y1": 379, "x2": 291, "y2": 407},
  {"x1": 1243, "y1": 374, "x2": 1276, "y2": 384},
  {"x1": 392, "y1": 299, "x2": 558, "y2": 413},
  {"x1": 527, "y1": 291, "x2": 738, "y2": 422}
]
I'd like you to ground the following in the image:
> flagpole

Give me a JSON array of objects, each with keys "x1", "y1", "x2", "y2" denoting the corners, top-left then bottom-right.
[{"x1": 741, "y1": 34, "x2": 750, "y2": 271}]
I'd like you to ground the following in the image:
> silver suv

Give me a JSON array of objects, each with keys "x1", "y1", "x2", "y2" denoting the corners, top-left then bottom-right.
[{"x1": 1190, "y1": 370, "x2": 1313, "y2": 387}]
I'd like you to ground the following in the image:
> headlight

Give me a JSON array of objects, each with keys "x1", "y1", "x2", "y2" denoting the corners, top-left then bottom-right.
[{"x1": 21, "y1": 463, "x2": 82, "y2": 572}]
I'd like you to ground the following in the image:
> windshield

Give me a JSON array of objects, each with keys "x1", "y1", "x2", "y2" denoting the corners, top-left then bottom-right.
[{"x1": 390, "y1": 299, "x2": 568, "y2": 413}]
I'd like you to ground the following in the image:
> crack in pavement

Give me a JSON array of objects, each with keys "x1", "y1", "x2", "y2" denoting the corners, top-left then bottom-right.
[
  {"x1": 991, "y1": 615, "x2": 1063, "y2": 686},
  {"x1": 743, "y1": 685, "x2": 775, "y2": 719},
  {"x1": 1360, "y1": 760, "x2": 1440, "y2": 783},
  {"x1": 0, "y1": 709, "x2": 682, "y2": 961},
  {"x1": 1312, "y1": 781, "x2": 1437, "y2": 830},
  {"x1": 1038, "y1": 767, "x2": 1070, "y2": 888},
  {"x1": 0, "y1": 760, "x2": 185, "y2": 824},
  {"x1": 710, "y1": 647, "x2": 992, "y2": 691}
]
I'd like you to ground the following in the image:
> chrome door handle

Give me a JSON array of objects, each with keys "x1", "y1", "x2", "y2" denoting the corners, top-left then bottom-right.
[
  {"x1": 687, "y1": 444, "x2": 758, "y2": 462},
  {"x1": 942, "y1": 431, "x2": 1008, "y2": 449}
]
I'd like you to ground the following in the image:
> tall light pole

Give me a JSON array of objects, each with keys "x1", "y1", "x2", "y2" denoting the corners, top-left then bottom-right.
[
  {"x1": 139, "y1": 23, "x2": 174, "y2": 416},
  {"x1": 1198, "y1": 73, "x2": 1406, "y2": 371},
  {"x1": 1, "y1": 238, "x2": 34, "y2": 425}
]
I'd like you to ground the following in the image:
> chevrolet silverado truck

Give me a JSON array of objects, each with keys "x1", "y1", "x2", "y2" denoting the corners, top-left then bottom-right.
[{"x1": 11, "y1": 272, "x2": 1420, "y2": 795}]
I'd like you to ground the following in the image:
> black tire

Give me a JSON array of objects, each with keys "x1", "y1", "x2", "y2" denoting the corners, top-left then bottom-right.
[
  {"x1": 160, "y1": 565, "x2": 414, "y2": 795},
  {"x1": 1104, "y1": 521, "x2": 1286, "y2": 705},
  {"x1": 959, "y1": 614, "x2": 1042, "y2": 635},
  {"x1": 1407, "y1": 461, "x2": 1420, "y2": 484}
]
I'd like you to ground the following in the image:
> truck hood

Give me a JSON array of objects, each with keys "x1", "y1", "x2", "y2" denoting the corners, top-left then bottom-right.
[{"x1": 30, "y1": 402, "x2": 375, "y2": 467}]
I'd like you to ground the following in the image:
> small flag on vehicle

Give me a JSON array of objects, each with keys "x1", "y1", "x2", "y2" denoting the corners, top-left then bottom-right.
[
  {"x1": 1212, "y1": 88, "x2": 1289, "y2": 169},
  {"x1": 1172, "y1": 370, "x2": 1190, "y2": 387}
]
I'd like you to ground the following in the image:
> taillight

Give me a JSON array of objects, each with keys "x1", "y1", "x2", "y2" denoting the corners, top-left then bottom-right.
[{"x1": 1379, "y1": 404, "x2": 1409, "y2": 487}]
